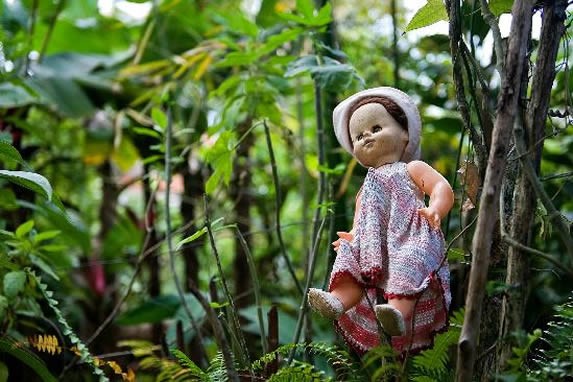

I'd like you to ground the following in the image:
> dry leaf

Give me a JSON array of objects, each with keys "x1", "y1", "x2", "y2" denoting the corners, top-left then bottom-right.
[{"x1": 457, "y1": 160, "x2": 480, "y2": 206}]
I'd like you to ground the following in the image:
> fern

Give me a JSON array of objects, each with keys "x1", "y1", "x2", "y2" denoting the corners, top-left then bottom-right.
[
  {"x1": 30, "y1": 271, "x2": 109, "y2": 382},
  {"x1": 362, "y1": 344, "x2": 401, "y2": 381},
  {"x1": 409, "y1": 309, "x2": 464, "y2": 381},
  {"x1": 28, "y1": 334, "x2": 63, "y2": 355},
  {"x1": 268, "y1": 360, "x2": 331, "y2": 382},
  {"x1": 527, "y1": 296, "x2": 573, "y2": 380},
  {"x1": 0, "y1": 336, "x2": 58, "y2": 382},
  {"x1": 171, "y1": 349, "x2": 210, "y2": 381}
]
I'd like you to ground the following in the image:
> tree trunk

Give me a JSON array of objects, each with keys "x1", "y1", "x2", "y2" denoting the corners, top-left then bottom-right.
[
  {"x1": 499, "y1": 0, "x2": 568, "y2": 368},
  {"x1": 455, "y1": 0, "x2": 534, "y2": 380}
]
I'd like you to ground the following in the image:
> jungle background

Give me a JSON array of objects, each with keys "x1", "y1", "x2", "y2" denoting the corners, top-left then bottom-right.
[{"x1": 1, "y1": 0, "x2": 572, "y2": 381}]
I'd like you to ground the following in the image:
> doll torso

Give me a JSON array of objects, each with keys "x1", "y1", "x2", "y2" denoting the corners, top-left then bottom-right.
[
  {"x1": 349, "y1": 161, "x2": 449, "y2": 300},
  {"x1": 329, "y1": 161, "x2": 451, "y2": 354}
]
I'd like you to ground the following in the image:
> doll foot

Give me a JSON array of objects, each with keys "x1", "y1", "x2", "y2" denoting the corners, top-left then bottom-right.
[
  {"x1": 374, "y1": 304, "x2": 405, "y2": 336},
  {"x1": 308, "y1": 288, "x2": 344, "y2": 320}
]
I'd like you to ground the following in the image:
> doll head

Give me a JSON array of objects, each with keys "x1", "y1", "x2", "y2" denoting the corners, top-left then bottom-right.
[{"x1": 333, "y1": 87, "x2": 422, "y2": 165}]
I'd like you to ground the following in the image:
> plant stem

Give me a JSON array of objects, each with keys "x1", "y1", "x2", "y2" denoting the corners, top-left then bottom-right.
[{"x1": 263, "y1": 120, "x2": 303, "y2": 295}]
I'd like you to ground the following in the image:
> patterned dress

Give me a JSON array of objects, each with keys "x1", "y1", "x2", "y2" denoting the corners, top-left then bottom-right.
[{"x1": 329, "y1": 162, "x2": 451, "y2": 354}]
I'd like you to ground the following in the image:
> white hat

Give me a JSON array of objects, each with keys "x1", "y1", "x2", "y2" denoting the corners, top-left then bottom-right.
[{"x1": 332, "y1": 87, "x2": 422, "y2": 163}]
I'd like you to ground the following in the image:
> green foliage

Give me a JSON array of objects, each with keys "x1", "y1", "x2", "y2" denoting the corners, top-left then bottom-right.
[
  {"x1": 0, "y1": 336, "x2": 57, "y2": 382},
  {"x1": 268, "y1": 360, "x2": 331, "y2": 381},
  {"x1": 0, "y1": 170, "x2": 53, "y2": 201},
  {"x1": 32, "y1": 272, "x2": 109, "y2": 382},
  {"x1": 489, "y1": 0, "x2": 514, "y2": 17},
  {"x1": 410, "y1": 309, "x2": 464, "y2": 381},
  {"x1": 405, "y1": 0, "x2": 448, "y2": 32}
]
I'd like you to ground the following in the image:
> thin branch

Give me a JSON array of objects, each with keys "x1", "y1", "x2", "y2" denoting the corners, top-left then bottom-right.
[
  {"x1": 479, "y1": 0, "x2": 505, "y2": 76},
  {"x1": 38, "y1": 0, "x2": 65, "y2": 64},
  {"x1": 289, "y1": 211, "x2": 329, "y2": 363},
  {"x1": 24, "y1": 0, "x2": 39, "y2": 74},
  {"x1": 203, "y1": 195, "x2": 250, "y2": 366},
  {"x1": 233, "y1": 226, "x2": 267, "y2": 354},
  {"x1": 514, "y1": 127, "x2": 573, "y2": 256},
  {"x1": 541, "y1": 170, "x2": 573, "y2": 181},
  {"x1": 263, "y1": 120, "x2": 303, "y2": 295}
]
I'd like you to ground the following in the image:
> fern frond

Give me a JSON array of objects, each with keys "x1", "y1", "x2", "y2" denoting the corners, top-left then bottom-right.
[
  {"x1": 268, "y1": 360, "x2": 331, "y2": 382},
  {"x1": 30, "y1": 271, "x2": 109, "y2": 382},
  {"x1": 0, "y1": 336, "x2": 58, "y2": 382},
  {"x1": 410, "y1": 308, "x2": 463, "y2": 380},
  {"x1": 171, "y1": 349, "x2": 210, "y2": 381},
  {"x1": 28, "y1": 334, "x2": 63, "y2": 355}
]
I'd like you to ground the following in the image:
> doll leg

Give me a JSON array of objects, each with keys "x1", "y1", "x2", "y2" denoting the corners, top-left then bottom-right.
[
  {"x1": 374, "y1": 298, "x2": 416, "y2": 337},
  {"x1": 308, "y1": 275, "x2": 363, "y2": 320}
]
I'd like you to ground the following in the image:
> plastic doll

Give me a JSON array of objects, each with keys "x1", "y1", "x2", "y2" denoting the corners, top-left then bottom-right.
[{"x1": 308, "y1": 87, "x2": 453, "y2": 354}]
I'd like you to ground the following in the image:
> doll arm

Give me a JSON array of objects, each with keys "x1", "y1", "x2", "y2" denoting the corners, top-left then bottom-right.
[
  {"x1": 332, "y1": 190, "x2": 362, "y2": 250},
  {"x1": 406, "y1": 160, "x2": 454, "y2": 229}
]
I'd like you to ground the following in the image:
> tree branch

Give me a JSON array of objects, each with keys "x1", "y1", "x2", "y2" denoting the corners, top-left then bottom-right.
[{"x1": 455, "y1": 1, "x2": 535, "y2": 380}]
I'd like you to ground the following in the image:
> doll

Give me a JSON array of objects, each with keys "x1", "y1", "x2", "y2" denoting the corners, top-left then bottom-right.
[{"x1": 308, "y1": 87, "x2": 453, "y2": 354}]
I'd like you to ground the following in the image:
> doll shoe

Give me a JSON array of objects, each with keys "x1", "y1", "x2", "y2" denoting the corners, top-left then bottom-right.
[
  {"x1": 374, "y1": 304, "x2": 405, "y2": 336},
  {"x1": 307, "y1": 288, "x2": 344, "y2": 320}
]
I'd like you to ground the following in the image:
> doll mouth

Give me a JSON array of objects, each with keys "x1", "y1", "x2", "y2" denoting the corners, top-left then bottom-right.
[{"x1": 363, "y1": 139, "x2": 375, "y2": 147}]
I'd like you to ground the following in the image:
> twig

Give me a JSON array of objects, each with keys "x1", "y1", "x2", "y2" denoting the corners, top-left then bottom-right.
[
  {"x1": 164, "y1": 104, "x2": 203, "y2": 338},
  {"x1": 24, "y1": 0, "x2": 39, "y2": 74},
  {"x1": 263, "y1": 120, "x2": 303, "y2": 295},
  {"x1": 479, "y1": 0, "x2": 505, "y2": 76},
  {"x1": 203, "y1": 195, "x2": 250, "y2": 366},
  {"x1": 289, "y1": 211, "x2": 329, "y2": 363},
  {"x1": 234, "y1": 226, "x2": 267, "y2": 354},
  {"x1": 38, "y1": 0, "x2": 65, "y2": 64}
]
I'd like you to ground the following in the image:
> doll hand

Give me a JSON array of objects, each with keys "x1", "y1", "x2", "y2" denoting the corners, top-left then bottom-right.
[
  {"x1": 418, "y1": 207, "x2": 441, "y2": 230},
  {"x1": 332, "y1": 231, "x2": 354, "y2": 251}
]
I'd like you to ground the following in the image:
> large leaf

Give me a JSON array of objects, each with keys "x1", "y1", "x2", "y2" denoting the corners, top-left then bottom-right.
[
  {"x1": 0, "y1": 139, "x2": 29, "y2": 169},
  {"x1": 117, "y1": 295, "x2": 181, "y2": 325},
  {"x1": 405, "y1": 0, "x2": 448, "y2": 32},
  {"x1": 285, "y1": 55, "x2": 363, "y2": 92},
  {"x1": 489, "y1": 0, "x2": 514, "y2": 16},
  {"x1": 0, "y1": 170, "x2": 53, "y2": 201},
  {"x1": 4, "y1": 271, "x2": 26, "y2": 299},
  {"x1": 0, "y1": 82, "x2": 38, "y2": 109},
  {"x1": 25, "y1": 76, "x2": 95, "y2": 118}
]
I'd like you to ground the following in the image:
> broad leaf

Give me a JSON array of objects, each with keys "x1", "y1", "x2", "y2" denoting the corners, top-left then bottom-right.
[
  {"x1": 117, "y1": 295, "x2": 180, "y2": 325},
  {"x1": 15, "y1": 220, "x2": 34, "y2": 238},
  {"x1": 4, "y1": 271, "x2": 27, "y2": 299},
  {"x1": 0, "y1": 140, "x2": 29, "y2": 169},
  {"x1": 0, "y1": 170, "x2": 53, "y2": 201},
  {"x1": 489, "y1": 0, "x2": 513, "y2": 16},
  {"x1": 0, "y1": 82, "x2": 37, "y2": 108},
  {"x1": 405, "y1": 0, "x2": 448, "y2": 32}
]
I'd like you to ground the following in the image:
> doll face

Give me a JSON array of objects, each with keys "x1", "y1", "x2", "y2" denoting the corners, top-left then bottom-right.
[{"x1": 349, "y1": 103, "x2": 409, "y2": 168}]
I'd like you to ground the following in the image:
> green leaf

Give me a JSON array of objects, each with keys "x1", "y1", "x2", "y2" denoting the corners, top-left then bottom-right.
[
  {"x1": 0, "y1": 296, "x2": 8, "y2": 322},
  {"x1": 4, "y1": 271, "x2": 27, "y2": 298},
  {"x1": 296, "y1": 0, "x2": 314, "y2": 18},
  {"x1": 117, "y1": 295, "x2": 181, "y2": 325},
  {"x1": 0, "y1": 82, "x2": 37, "y2": 108},
  {"x1": 176, "y1": 227, "x2": 207, "y2": 249},
  {"x1": 25, "y1": 76, "x2": 95, "y2": 118},
  {"x1": 0, "y1": 170, "x2": 53, "y2": 201},
  {"x1": 489, "y1": 0, "x2": 513, "y2": 16},
  {"x1": 258, "y1": 27, "x2": 303, "y2": 57},
  {"x1": 215, "y1": 51, "x2": 260, "y2": 68},
  {"x1": 15, "y1": 220, "x2": 34, "y2": 238},
  {"x1": 151, "y1": 108, "x2": 168, "y2": 130},
  {"x1": 31, "y1": 256, "x2": 59, "y2": 281},
  {"x1": 0, "y1": 337, "x2": 57, "y2": 382},
  {"x1": 33, "y1": 230, "x2": 61, "y2": 244},
  {"x1": 0, "y1": 139, "x2": 29, "y2": 169},
  {"x1": 405, "y1": 0, "x2": 448, "y2": 32},
  {"x1": 447, "y1": 248, "x2": 466, "y2": 262},
  {"x1": 0, "y1": 360, "x2": 7, "y2": 382}
]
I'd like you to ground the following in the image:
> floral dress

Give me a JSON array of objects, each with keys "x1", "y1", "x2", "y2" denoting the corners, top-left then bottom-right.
[{"x1": 329, "y1": 162, "x2": 451, "y2": 354}]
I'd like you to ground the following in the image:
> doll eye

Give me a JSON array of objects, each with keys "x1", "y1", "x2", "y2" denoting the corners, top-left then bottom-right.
[
  {"x1": 372, "y1": 125, "x2": 382, "y2": 133},
  {"x1": 355, "y1": 133, "x2": 364, "y2": 141}
]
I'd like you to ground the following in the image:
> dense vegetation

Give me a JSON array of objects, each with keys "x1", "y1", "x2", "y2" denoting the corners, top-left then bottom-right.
[{"x1": 1, "y1": 0, "x2": 572, "y2": 380}]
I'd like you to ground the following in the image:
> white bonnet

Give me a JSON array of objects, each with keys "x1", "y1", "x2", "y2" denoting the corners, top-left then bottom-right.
[{"x1": 332, "y1": 87, "x2": 422, "y2": 163}]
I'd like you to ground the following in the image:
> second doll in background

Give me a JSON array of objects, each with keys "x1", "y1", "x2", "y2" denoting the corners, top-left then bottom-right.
[{"x1": 308, "y1": 87, "x2": 454, "y2": 354}]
